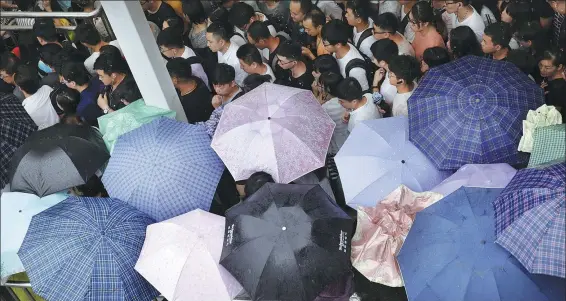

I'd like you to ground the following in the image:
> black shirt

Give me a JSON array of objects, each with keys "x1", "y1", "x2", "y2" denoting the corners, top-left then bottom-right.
[
  {"x1": 179, "y1": 77, "x2": 214, "y2": 123},
  {"x1": 276, "y1": 65, "x2": 314, "y2": 90},
  {"x1": 145, "y1": 1, "x2": 180, "y2": 29},
  {"x1": 545, "y1": 78, "x2": 566, "y2": 118},
  {"x1": 108, "y1": 74, "x2": 137, "y2": 111}
]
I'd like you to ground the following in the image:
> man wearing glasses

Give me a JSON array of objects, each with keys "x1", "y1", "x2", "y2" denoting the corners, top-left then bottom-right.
[{"x1": 372, "y1": 13, "x2": 415, "y2": 57}]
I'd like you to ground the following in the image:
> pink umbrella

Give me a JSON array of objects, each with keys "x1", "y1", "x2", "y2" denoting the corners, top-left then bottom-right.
[
  {"x1": 351, "y1": 185, "x2": 443, "y2": 287},
  {"x1": 134, "y1": 209, "x2": 243, "y2": 301},
  {"x1": 211, "y1": 83, "x2": 335, "y2": 183},
  {"x1": 431, "y1": 163, "x2": 517, "y2": 196}
]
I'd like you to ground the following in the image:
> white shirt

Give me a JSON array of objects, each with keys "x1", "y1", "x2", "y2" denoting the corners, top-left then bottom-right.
[
  {"x1": 335, "y1": 44, "x2": 369, "y2": 91},
  {"x1": 261, "y1": 63, "x2": 276, "y2": 82},
  {"x1": 401, "y1": 5, "x2": 415, "y2": 43},
  {"x1": 392, "y1": 90, "x2": 413, "y2": 117},
  {"x1": 348, "y1": 93, "x2": 382, "y2": 132},
  {"x1": 396, "y1": 33, "x2": 416, "y2": 57},
  {"x1": 353, "y1": 19, "x2": 377, "y2": 59},
  {"x1": 452, "y1": 7, "x2": 486, "y2": 42},
  {"x1": 315, "y1": 1, "x2": 343, "y2": 20},
  {"x1": 218, "y1": 43, "x2": 248, "y2": 87},
  {"x1": 322, "y1": 97, "x2": 349, "y2": 154},
  {"x1": 22, "y1": 85, "x2": 58, "y2": 130},
  {"x1": 84, "y1": 40, "x2": 122, "y2": 75},
  {"x1": 381, "y1": 71, "x2": 397, "y2": 105},
  {"x1": 180, "y1": 46, "x2": 210, "y2": 89}
]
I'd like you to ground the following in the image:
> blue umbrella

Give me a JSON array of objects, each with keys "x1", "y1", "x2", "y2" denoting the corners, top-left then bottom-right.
[
  {"x1": 102, "y1": 117, "x2": 224, "y2": 221},
  {"x1": 398, "y1": 187, "x2": 565, "y2": 301},
  {"x1": 17, "y1": 196, "x2": 158, "y2": 301},
  {"x1": 408, "y1": 56, "x2": 544, "y2": 170}
]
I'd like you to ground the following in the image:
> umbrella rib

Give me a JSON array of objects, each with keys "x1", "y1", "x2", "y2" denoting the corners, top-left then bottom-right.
[{"x1": 250, "y1": 238, "x2": 278, "y2": 299}]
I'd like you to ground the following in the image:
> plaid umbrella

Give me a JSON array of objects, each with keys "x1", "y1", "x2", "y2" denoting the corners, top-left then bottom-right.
[
  {"x1": 102, "y1": 117, "x2": 225, "y2": 221},
  {"x1": 528, "y1": 124, "x2": 566, "y2": 167},
  {"x1": 493, "y1": 162, "x2": 565, "y2": 278},
  {"x1": 409, "y1": 56, "x2": 544, "y2": 170},
  {"x1": 0, "y1": 92, "x2": 37, "y2": 189},
  {"x1": 17, "y1": 196, "x2": 158, "y2": 301}
]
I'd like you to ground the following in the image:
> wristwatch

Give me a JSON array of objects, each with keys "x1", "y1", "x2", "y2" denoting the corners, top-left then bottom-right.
[{"x1": 103, "y1": 107, "x2": 110, "y2": 114}]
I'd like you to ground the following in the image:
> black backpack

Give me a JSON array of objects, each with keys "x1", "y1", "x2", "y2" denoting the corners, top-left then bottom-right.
[{"x1": 345, "y1": 29, "x2": 377, "y2": 92}]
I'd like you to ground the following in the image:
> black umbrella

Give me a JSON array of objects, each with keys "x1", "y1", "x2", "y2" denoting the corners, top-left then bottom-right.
[
  {"x1": 1, "y1": 92, "x2": 38, "y2": 188},
  {"x1": 8, "y1": 123, "x2": 110, "y2": 197},
  {"x1": 220, "y1": 183, "x2": 353, "y2": 301}
]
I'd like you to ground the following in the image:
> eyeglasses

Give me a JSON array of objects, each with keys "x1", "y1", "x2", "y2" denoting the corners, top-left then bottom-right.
[
  {"x1": 372, "y1": 28, "x2": 392, "y2": 35},
  {"x1": 277, "y1": 56, "x2": 295, "y2": 65}
]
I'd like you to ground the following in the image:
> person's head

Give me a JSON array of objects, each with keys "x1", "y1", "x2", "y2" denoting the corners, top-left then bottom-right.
[
  {"x1": 481, "y1": 22, "x2": 511, "y2": 54},
  {"x1": 242, "y1": 74, "x2": 272, "y2": 92},
  {"x1": 228, "y1": 2, "x2": 256, "y2": 31},
  {"x1": 409, "y1": 1, "x2": 436, "y2": 33},
  {"x1": 373, "y1": 12, "x2": 399, "y2": 41},
  {"x1": 421, "y1": 47, "x2": 450, "y2": 73},
  {"x1": 0, "y1": 52, "x2": 21, "y2": 85},
  {"x1": 313, "y1": 54, "x2": 340, "y2": 79},
  {"x1": 53, "y1": 86, "x2": 80, "y2": 113},
  {"x1": 507, "y1": 48, "x2": 536, "y2": 75},
  {"x1": 93, "y1": 48, "x2": 129, "y2": 85},
  {"x1": 14, "y1": 64, "x2": 40, "y2": 95},
  {"x1": 209, "y1": 7, "x2": 229, "y2": 24},
  {"x1": 247, "y1": 20, "x2": 272, "y2": 49},
  {"x1": 33, "y1": 19, "x2": 58, "y2": 45},
  {"x1": 448, "y1": 26, "x2": 482, "y2": 58},
  {"x1": 244, "y1": 171, "x2": 274, "y2": 198},
  {"x1": 139, "y1": 0, "x2": 158, "y2": 11},
  {"x1": 75, "y1": 23, "x2": 102, "y2": 48},
  {"x1": 321, "y1": 20, "x2": 350, "y2": 54},
  {"x1": 370, "y1": 38, "x2": 399, "y2": 69},
  {"x1": 501, "y1": 0, "x2": 532, "y2": 26},
  {"x1": 548, "y1": 0, "x2": 566, "y2": 15},
  {"x1": 183, "y1": 0, "x2": 207, "y2": 25},
  {"x1": 51, "y1": 47, "x2": 85, "y2": 76},
  {"x1": 162, "y1": 17, "x2": 184, "y2": 31},
  {"x1": 237, "y1": 44, "x2": 264, "y2": 74},
  {"x1": 515, "y1": 21, "x2": 546, "y2": 55},
  {"x1": 157, "y1": 27, "x2": 185, "y2": 58},
  {"x1": 303, "y1": 9, "x2": 326, "y2": 37},
  {"x1": 289, "y1": 0, "x2": 312, "y2": 23},
  {"x1": 335, "y1": 77, "x2": 364, "y2": 110},
  {"x1": 345, "y1": 0, "x2": 371, "y2": 27},
  {"x1": 166, "y1": 57, "x2": 192, "y2": 88},
  {"x1": 444, "y1": 0, "x2": 471, "y2": 14},
  {"x1": 212, "y1": 63, "x2": 238, "y2": 96},
  {"x1": 112, "y1": 79, "x2": 142, "y2": 106},
  {"x1": 206, "y1": 22, "x2": 233, "y2": 53},
  {"x1": 38, "y1": 43, "x2": 62, "y2": 71},
  {"x1": 539, "y1": 48, "x2": 565, "y2": 78},
  {"x1": 319, "y1": 71, "x2": 343, "y2": 97},
  {"x1": 72, "y1": 175, "x2": 108, "y2": 197},
  {"x1": 61, "y1": 62, "x2": 90, "y2": 89},
  {"x1": 276, "y1": 41, "x2": 303, "y2": 70},
  {"x1": 61, "y1": 114, "x2": 84, "y2": 125},
  {"x1": 388, "y1": 55, "x2": 420, "y2": 87}
]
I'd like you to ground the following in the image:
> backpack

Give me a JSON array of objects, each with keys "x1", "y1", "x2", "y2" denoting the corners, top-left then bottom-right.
[{"x1": 345, "y1": 43, "x2": 377, "y2": 92}]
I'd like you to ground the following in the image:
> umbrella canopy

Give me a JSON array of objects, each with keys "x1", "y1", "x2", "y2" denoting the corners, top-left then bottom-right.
[
  {"x1": 135, "y1": 209, "x2": 243, "y2": 301},
  {"x1": 8, "y1": 124, "x2": 110, "y2": 197},
  {"x1": 335, "y1": 116, "x2": 449, "y2": 208},
  {"x1": 494, "y1": 162, "x2": 565, "y2": 278},
  {"x1": 398, "y1": 187, "x2": 565, "y2": 301},
  {"x1": 409, "y1": 56, "x2": 544, "y2": 170},
  {"x1": 211, "y1": 83, "x2": 335, "y2": 184},
  {"x1": 220, "y1": 183, "x2": 353, "y2": 301},
  {"x1": 97, "y1": 99, "x2": 176, "y2": 153},
  {"x1": 0, "y1": 191, "x2": 68, "y2": 283},
  {"x1": 431, "y1": 163, "x2": 517, "y2": 196},
  {"x1": 1, "y1": 92, "x2": 37, "y2": 189},
  {"x1": 528, "y1": 124, "x2": 566, "y2": 167},
  {"x1": 102, "y1": 117, "x2": 224, "y2": 221},
  {"x1": 17, "y1": 196, "x2": 158, "y2": 301},
  {"x1": 351, "y1": 185, "x2": 443, "y2": 287}
]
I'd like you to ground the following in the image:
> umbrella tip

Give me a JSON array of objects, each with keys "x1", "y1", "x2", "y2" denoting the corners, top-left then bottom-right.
[
  {"x1": 401, "y1": 160, "x2": 406, "y2": 164},
  {"x1": 268, "y1": 117, "x2": 271, "y2": 120}
]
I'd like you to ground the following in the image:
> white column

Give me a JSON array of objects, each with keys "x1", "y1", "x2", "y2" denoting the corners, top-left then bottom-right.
[{"x1": 100, "y1": 0, "x2": 187, "y2": 122}]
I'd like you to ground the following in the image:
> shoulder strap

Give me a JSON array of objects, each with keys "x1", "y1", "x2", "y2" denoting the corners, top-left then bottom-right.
[
  {"x1": 185, "y1": 56, "x2": 203, "y2": 66},
  {"x1": 345, "y1": 58, "x2": 367, "y2": 77},
  {"x1": 356, "y1": 28, "x2": 374, "y2": 50}
]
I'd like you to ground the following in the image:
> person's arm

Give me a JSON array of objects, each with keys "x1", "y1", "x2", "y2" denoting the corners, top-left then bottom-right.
[
  {"x1": 350, "y1": 67, "x2": 369, "y2": 91},
  {"x1": 360, "y1": 38, "x2": 376, "y2": 60},
  {"x1": 97, "y1": 93, "x2": 115, "y2": 114}
]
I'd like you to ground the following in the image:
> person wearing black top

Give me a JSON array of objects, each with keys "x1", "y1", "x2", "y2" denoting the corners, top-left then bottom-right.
[
  {"x1": 539, "y1": 48, "x2": 566, "y2": 118},
  {"x1": 481, "y1": 22, "x2": 511, "y2": 61},
  {"x1": 247, "y1": 20, "x2": 287, "y2": 80},
  {"x1": 166, "y1": 57, "x2": 213, "y2": 123},
  {"x1": 288, "y1": 0, "x2": 316, "y2": 48},
  {"x1": 140, "y1": 0, "x2": 181, "y2": 30},
  {"x1": 275, "y1": 41, "x2": 314, "y2": 90},
  {"x1": 93, "y1": 47, "x2": 136, "y2": 113}
]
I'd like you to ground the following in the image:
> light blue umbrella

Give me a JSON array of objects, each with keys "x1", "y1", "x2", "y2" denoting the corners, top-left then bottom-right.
[
  {"x1": 102, "y1": 117, "x2": 225, "y2": 221},
  {"x1": 0, "y1": 191, "x2": 68, "y2": 283},
  {"x1": 334, "y1": 116, "x2": 450, "y2": 208}
]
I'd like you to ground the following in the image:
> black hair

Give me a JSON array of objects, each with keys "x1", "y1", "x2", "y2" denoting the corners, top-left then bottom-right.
[
  {"x1": 290, "y1": 0, "x2": 313, "y2": 15},
  {"x1": 93, "y1": 46, "x2": 129, "y2": 75},
  {"x1": 507, "y1": 48, "x2": 536, "y2": 75},
  {"x1": 388, "y1": 54, "x2": 420, "y2": 83},
  {"x1": 277, "y1": 41, "x2": 302, "y2": 61},
  {"x1": 0, "y1": 52, "x2": 21, "y2": 74},
  {"x1": 54, "y1": 86, "x2": 80, "y2": 113},
  {"x1": 516, "y1": 21, "x2": 547, "y2": 58},
  {"x1": 51, "y1": 47, "x2": 85, "y2": 75},
  {"x1": 32, "y1": 20, "x2": 58, "y2": 42},
  {"x1": 346, "y1": 0, "x2": 371, "y2": 22},
  {"x1": 61, "y1": 62, "x2": 90, "y2": 86},
  {"x1": 183, "y1": 0, "x2": 207, "y2": 24},
  {"x1": 74, "y1": 175, "x2": 108, "y2": 197},
  {"x1": 304, "y1": 8, "x2": 326, "y2": 28},
  {"x1": 75, "y1": 23, "x2": 102, "y2": 46},
  {"x1": 166, "y1": 57, "x2": 192, "y2": 81},
  {"x1": 157, "y1": 27, "x2": 184, "y2": 49},
  {"x1": 38, "y1": 43, "x2": 62, "y2": 67},
  {"x1": 245, "y1": 171, "x2": 274, "y2": 198},
  {"x1": 61, "y1": 114, "x2": 84, "y2": 125},
  {"x1": 206, "y1": 22, "x2": 234, "y2": 42},
  {"x1": 164, "y1": 17, "x2": 184, "y2": 31},
  {"x1": 503, "y1": 0, "x2": 533, "y2": 31},
  {"x1": 321, "y1": 19, "x2": 350, "y2": 46},
  {"x1": 236, "y1": 43, "x2": 263, "y2": 65},
  {"x1": 228, "y1": 2, "x2": 255, "y2": 29},
  {"x1": 243, "y1": 74, "x2": 272, "y2": 92},
  {"x1": 541, "y1": 48, "x2": 566, "y2": 67},
  {"x1": 209, "y1": 7, "x2": 229, "y2": 24},
  {"x1": 248, "y1": 20, "x2": 272, "y2": 41},
  {"x1": 371, "y1": 39, "x2": 399, "y2": 64},
  {"x1": 99, "y1": 44, "x2": 122, "y2": 58},
  {"x1": 313, "y1": 54, "x2": 340, "y2": 74},
  {"x1": 213, "y1": 63, "x2": 236, "y2": 84},
  {"x1": 422, "y1": 47, "x2": 451, "y2": 69},
  {"x1": 373, "y1": 12, "x2": 399, "y2": 33},
  {"x1": 449, "y1": 26, "x2": 482, "y2": 58},
  {"x1": 484, "y1": 22, "x2": 512, "y2": 48},
  {"x1": 14, "y1": 64, "x2": 40, "y2": 94},
  {"x1": 336, "y1": 77, "x2": 363, "y2": 101},
  {"x1": 452, "y1": 0, "x2": 471, "y2": 5},
  {"x1": 411, "y1": 1, "x2": 446, "y2": 38},
  {"x1": 113, "y1": 79, "x2": 142, "y2": 103},
  {"x1": 470, "y1": 0, "x2": 500, "y2": 22},
  {"x1": 319, "y1": 71, "x2": 343, "y2": 96}
]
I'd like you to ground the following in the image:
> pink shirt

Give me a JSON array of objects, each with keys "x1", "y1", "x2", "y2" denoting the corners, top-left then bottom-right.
[{"x1": 412, "y1": 28, "x2": 446, "y2": 61}]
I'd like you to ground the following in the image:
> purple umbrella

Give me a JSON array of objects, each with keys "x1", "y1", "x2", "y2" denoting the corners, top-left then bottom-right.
[
  {"x1": 431, "y1": 163, "x2": 517, "y2": 197},
  {"x1": 211, "y1": 83, "x2": 335, "y2": 183}
]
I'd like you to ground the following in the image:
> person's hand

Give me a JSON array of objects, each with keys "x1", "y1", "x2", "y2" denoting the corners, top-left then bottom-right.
[
  {"x1": 97, "y1": 93, "x2": 109, "y2": 110},
  {"x1": 373, "y1": 68, "x2": 386, "y2": 86},
  {"x1": 211, "y1": 95, "x2": 223, "y2": 108},
  {"x1": 342, "y1": 111, "x2": 350, "y2": 123},
  {"x1": 42, "y1": 0, "x2": 52, "y2": 11},
  {"x1": 301, "y1": 47, "x2": 315, "y2": 60}
]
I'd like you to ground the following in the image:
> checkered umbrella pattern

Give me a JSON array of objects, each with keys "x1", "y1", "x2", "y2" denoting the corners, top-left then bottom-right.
[
  {"x1": 17, "y1": 196, "x2": 159, "y2": 301},
  {"x1": 408, "y1": 56, "x2": 544, "y2": 170},
  {"x1": 528, "y1": 124, "x2": 566, "y2": 167},
  {"x1": 102, "y1": 117, "x2": 225, "y2": 222},
  {"x1": 493, "y1": 162, "x2": 565, "y2": 278},
  {"x1": 0, "y1": 92, "x2": 37, "y2": 188}
]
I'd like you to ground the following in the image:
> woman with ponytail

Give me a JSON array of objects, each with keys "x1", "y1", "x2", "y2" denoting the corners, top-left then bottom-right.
[{"x1": 409, "y1": 1, "x2": 447, "y2": 61}]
